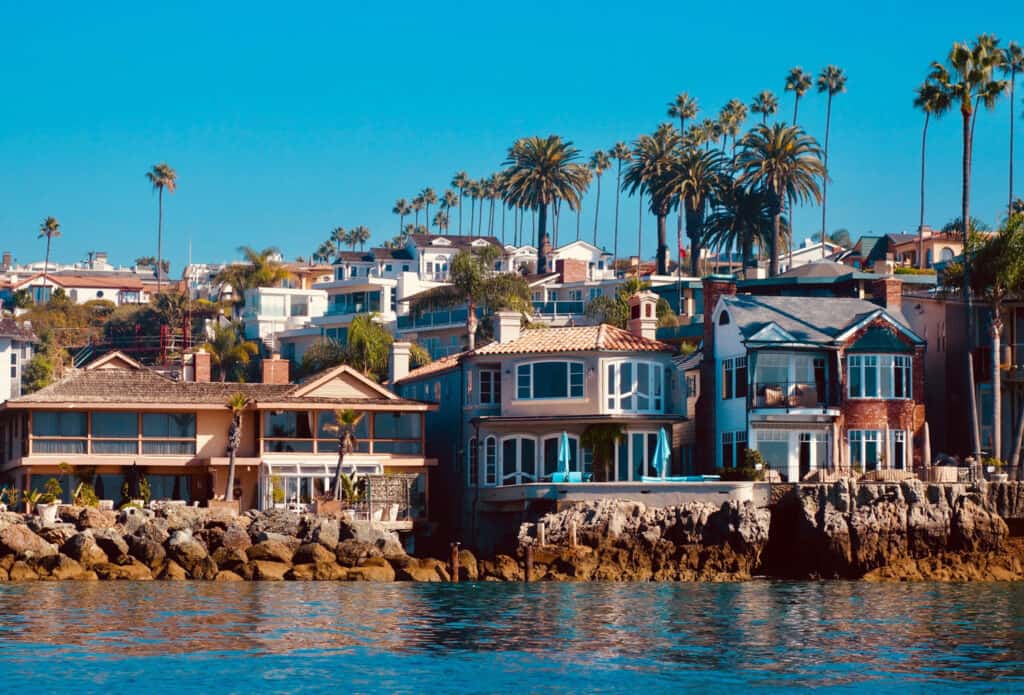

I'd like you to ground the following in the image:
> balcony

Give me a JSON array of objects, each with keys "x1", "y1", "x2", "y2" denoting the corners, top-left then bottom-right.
[
  {"x1": 397, "y1": 307, "x2": 474, "y2": 331},
  {"x1": 532, "y1": 301, "x2": 585, "y2": 317},
  {"x1": 750, "y1": 381, "x2": 830, "y2": 409}
]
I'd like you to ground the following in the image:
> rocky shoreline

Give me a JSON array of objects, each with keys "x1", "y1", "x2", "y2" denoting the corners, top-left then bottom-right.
[{"x1": 1, "y1": 481, "x2": 1022, "y2": 583}]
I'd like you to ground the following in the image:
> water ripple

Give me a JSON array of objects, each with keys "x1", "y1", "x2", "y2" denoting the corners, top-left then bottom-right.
[{"x1": 0, "y1": 582, "x2": 1022, "y2": 692}]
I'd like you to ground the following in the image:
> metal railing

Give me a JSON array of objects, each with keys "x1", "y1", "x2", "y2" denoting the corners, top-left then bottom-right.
[{"x1": 750, "y1": 381, "x2": 829, "y2": 408}]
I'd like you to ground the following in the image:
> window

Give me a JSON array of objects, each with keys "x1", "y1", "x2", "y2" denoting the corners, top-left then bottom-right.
[
  {"x1": 589, "y1": 288, "x2": 602, "y2": 300},
  {"x1": 722, "y1": 432, "x2": 734, "y2": 469},
  {"x1": 372, "y1": 412, "x2": 422, "y2": 454},
  {"x1": 722, "y1": 357, "x2": 746, "y2": 400},
  {"x1": 264, "y1": 411, "x2": 314, "y2": 453},
  {"x1": 686, "y1": 374, "x2": 698, "y2": 399},
  {"x1": 501, "y1": 436, "x2": 537, "y2": 485},
  {"x1": 569, "y1": 289, "x2": 583, "y2": 301},
  {"x1": 516, "y1": 362, "x2": 584, "y2": 400},
  {"x1": 468, "y1": 437, "x2": 479, "y2": 486},
  {"x1": 332, "y1": 291, "x2": 381, "y2": 314},
  {"x1": 718, "y1": 310, "x2": 730, "y2": 325},
  {"x1": 615, "y1": 431, "x2": 660, "y2": 481},
  {"x1": 31, "y1": 411, "x2": 87, "y2": 454},
  {"x1": 542, "y1": 435, "x2": 580, "y2": 477},
  {"x1": 385, "y1": 264, "x2": 393, "y2": 272},
  {"x1": 735, "y1": 431, "x2": 747, "y2": 468},
  {"x1": 484, "y1": 436, "x2": 497, "y2": 486},
  {"x1": 479, "y1": 368, "x2": 501, "y2": 404},
  {"x1": 141, "y1": 413, "x2": 196, "y2": 455},
  {"x1": 606, "y1": 360, "x2": 664, "y2": 413},
  {"x1": 315, "y1": 411, "x2": 370, "y2": 453},
  {"x1": 848, "y1": 355, "x2": 912, "y2": 399},
  {"x1": 849, "y1": 430, "x2": 881, "y2": 471},
  {"x1": 402, "y1": 264, "x2": 410, "y2": 272},
  {"x1": 92, "y1": 412, "x2": 139, "y2": 454},
  {"x1": 890, "y1": 430, "x2": 907, "y2": 470}
]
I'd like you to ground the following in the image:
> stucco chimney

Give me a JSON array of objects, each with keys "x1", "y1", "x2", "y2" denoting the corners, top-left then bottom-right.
[
  {"x1": 627, "y1": 291, "x2": 659, "y2": 341},
  {"x1": 494, "y1": 311, "x2": 521, "y2": 344},
  {"x1": 191, "y1": 349, "x2": 211, "y2": 383},
  {"x1": 390, "y1": 341, "x2": 411, "y2": 384},
  {"x1": 261, "y1": 352, "x2": 290, "y2": 385}
]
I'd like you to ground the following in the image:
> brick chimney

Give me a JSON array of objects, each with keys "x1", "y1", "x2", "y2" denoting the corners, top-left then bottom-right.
[
  {"x1": 555, "y1": 258, "x2": 587, "y2": 283},
  {"x1": 870, "y1": 276, "x2": 903, "y2": 310},
  {"x1": 188, "y1": 349, "x2": 211, "y2": 383},
  {"x1": 1, "y1": 251, "x2": 10, "y2": 271},
  {"x1": 627, "y1": 291, "x2": 659, "y2": 341},
  {"x1": 261, "y1": 352, "x2": 290, "y2": 384},
  {"x1": 494, "y1": 311, "x2": 521, "y2": 344},
  {"x1": 390, "y1": 341, "x2": 411, "y2": 384},
  {"x1": 698, "y1": 275, "x2": 737, "y2": 474}
]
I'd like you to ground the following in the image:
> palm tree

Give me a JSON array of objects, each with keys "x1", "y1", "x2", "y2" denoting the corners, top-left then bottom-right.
[
  {"x1": 930, "y1": 36, "x2": 1008, "y2": 457},
  {"x1": 675, "y1": 147, "x2": 726, "y2": 275},
  {"x1": 215, "y1": 246, "x2": 291, "y2": 312},
  {"x1": 420, "y1": 188, "x2": 438, "y2": 226},
  {"x1": 751, "y1": 90, "x2": 779, "y2": 124},
  {"x1": 913, "y1": 81, "x2": 953, "y2": 267},
  {"x1": 610, "y1": 143, "x2": 631, "y2": 268},
  {"x1": 816, "y1": 65, "x2": 848, "y2": 255},
  {"x1": 589, "y1": 150, "x2": 612, "y2": 245},
  {"x1": 705, "y1": 179, "x2": 777, "y2": 277},
  {"x1": 623, "y1": 126, "x2": 683, "y2": 275},
  {"x1": 324, "y1": 409, "x2": 364, "y2": 502},
  {"x1": 224, "y1": 393, "x2": 249, "y2": 503},
  {"x1": 432, "y1": 210, "x2": 448, "y2": 233},
  {"x1": 667, "y1": 92, "x2": 699, "y2": 133},
  {"x1": 574, "y1": 167, "x2": 593, "y2": 241},
  {"x1": 580, "y1": 423, "x2": 625, "y2": 482},
  {"x1": 330, "y1": 226, "x2": 347, "y2": 252},
  {"x1": 475, "y1": 178, "x2": 487, "y2": 235},
  {"x1": 1002, "y1": 42, "x2": 1024, "y2": 215},
  {"x1": 409, "y1": 246, "x2": 531, "y2": 350},
  {"x1": 350, "y1": 225, "x2": 371, "y2": 251},
  {"x1": 442, "y1": 189, "x2": 459, "y2": 228},
  {"x1": 202, "y1": 322, "x2": 258, "y2": 381},
  {"x1": 452, "y1": 171, "x2": 470, "y2": 234},
  {"x1": 735, "y1": 124, "x2": 825, "y2": 277},
  {"x1": 784, "y1": 67, "x2": 813, "y2": 123},
  {"x1": 721, "y1": 99, "x2": 748, "y2": 154},
  {"x1": 37, "y1": 216, "x2": 61, "y2": 294},
  {"x1": 392, "y1": 198, "x2": 412, "y2": 233},
  {"x1": 314, "y1": 241, "x2": 336, "y2": 264},
  {"x1": 145, "y1": 163, "x2": 177, "y2": 294},
  {"x1": 501, "y1": 135, "x2": 590, "y2": 273},
  {"x1": 411, "y1": 195, "x2": 425, "y2": 228}
]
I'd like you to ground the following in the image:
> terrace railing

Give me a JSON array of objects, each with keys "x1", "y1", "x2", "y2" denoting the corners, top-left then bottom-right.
[{"x1": 750, "y1": 381, "x2": 829, "y2": 409}]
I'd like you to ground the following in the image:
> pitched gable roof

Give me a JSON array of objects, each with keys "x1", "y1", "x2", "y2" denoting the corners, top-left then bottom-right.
[
  {"x1": 473, "y1": 324, "x2": 673, "y2": 355},
  {"x1": 391, "y1": 351, "x2": 466, "y2": 386},
  {"x1": 0, "y1": 318, "x2": 37, "y2": 342}
]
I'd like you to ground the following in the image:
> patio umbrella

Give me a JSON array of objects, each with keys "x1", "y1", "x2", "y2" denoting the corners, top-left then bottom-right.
[
  {"x1": 557, "y1": 432, "x2": 572, "y2": 475},
  {"x1": 651, "y1": 428, "x2": 671, "y2": 480}
]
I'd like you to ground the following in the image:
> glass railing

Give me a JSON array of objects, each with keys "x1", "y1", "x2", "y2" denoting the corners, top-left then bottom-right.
[
  {"x1": 750, "y1": 382, "x2": 830, "y2": 409},
  {"x1": 532, "y1": 301, "x2": 585, "y2": 316},
  {"x1": 397, "y1": 307, "x2": 475, "y2": 330}
]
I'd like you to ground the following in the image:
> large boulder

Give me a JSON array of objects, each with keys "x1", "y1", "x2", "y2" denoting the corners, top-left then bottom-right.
[
  {"x1": 247, "y1": 540, "x2": 294, "y2": 564},
  {"x1": 158, "y1": 506, "x2": 208, "y2": 532},
  {"x1": 293, "y1": 543, "x2": 335, "y2": 565},
  {"x1": 0, "y1": 524, "x2": 57, "y2": 559},
  {"x1": 36, "y1": 523, "x2": 78, "y2": 548},
  {"x1": 35, "y1": 554, "x2": 87, "y2": 580},
  {"x1": 220, "y1": 525, "x2": 252, "y2": 554},
  {"x1": 247, "y1": 509, "x2": 302, "y2": 541},
  {"x1": 8, "y1": 560, "x2": 39, "y2": 581},
  {"x1": 457, "y1": 549, "x2": 479, "y2": 582},
  {"x1": 211, "y1": 547, "x2": 248, "y2": 573},
  {"x1": 62, "y1": 532, "x2": 109, "y2": 568},
  {"x1": 128, "y1": 536, "x2": 167, "y2": 571},
  {"x1": 166, "y1": 529, "x2": 210, "y2": 574},
  {"x1": 117, "y1": 506, "x2": 152, "y2": 536},
  {"x1": 246, "y1": 560, "x2": 290, "y2": 581},
  {"x1": 302, "y1": 517, "x2": 340, "y2": 549},
  {"x1": 77, "y1": 507, "x2": 117, "y2": 531},
  {"x1": 190, "y1": 556, "x2": 219, "y2": 580},
  {"x1": 339, "y1": 521, "x2": 405, "y2": 559},
  {"x1": 92, "y1": 528, "x2": 131, "y2": 564},
  {"x1": 160, "y1": 560, "x2": 188, "y2": 580},
  {"x1": 348, "y1": 557, "x2": 396, "y2": 582},
  {"x1": 93, "y1": 560, "x2": 153, "y2": 580},
  {"x1": 335, "y1": 540, "x2": 382, "y2": 568},
  {"x1": 132, "y1": 518, "x2": 171, "y2": 546},
  {"x1": 480, "y1": 554, "x2": 522, "y2": 582},
  {"x1": 214, "y1": 570, "x2": 244, "y2": 582},
  {"x1": 392, "y1": 556, "x2": 449, "y2": 582}
]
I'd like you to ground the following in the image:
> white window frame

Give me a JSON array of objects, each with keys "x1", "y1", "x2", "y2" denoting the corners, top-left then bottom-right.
[
  {"x1": 849, "y1": 429, "x2": 882, "y2": 470},
  {"x1": 499, "y1": 435, "x2": 538, "y2": 486},
  {"x1": 483, "y1": 436, "x2": 497, "y2": 486},
  {"x1": 847, "y1": 354, "x2": 912, "y2": 400},
  {"x1": 612, "y1": 429, "x2": 660, "y2": 482},
  {"x1": 605, "y1": 360, "x2": 664, "y2": 413},
  {"x1": 515, "y1": 361, "x2": 584, "y2": 401},
  {"x1": 540, "y1": 433, "x2": 583, "y2": 478},
  {"x1": 479, "y1": 368, "x2": 501, "y2": 405}
]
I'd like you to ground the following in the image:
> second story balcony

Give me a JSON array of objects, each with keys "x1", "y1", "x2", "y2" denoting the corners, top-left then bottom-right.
[
  {"x1": 532, "y1": 300, "x2": 585, "y2": 317},
  {"x1": 397, "y1": 307, "x2": 477, "y2": 331},
  {"x1": 750, "y1": 381, "x2": 830, "y2": 409}
]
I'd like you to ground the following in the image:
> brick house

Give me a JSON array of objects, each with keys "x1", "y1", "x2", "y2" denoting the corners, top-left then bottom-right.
[{"x1": 699, "y1": 275, "x2": 926, "y2": 480}]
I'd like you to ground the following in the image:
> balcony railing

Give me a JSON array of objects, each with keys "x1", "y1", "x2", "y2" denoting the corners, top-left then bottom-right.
[
  {"x1": 532, "y1": 301, "x2": 585, "y2": 316},
  {"x1": 750, "y1": 381, "x2": 829, "y2": 409},
  {"x1": 397, "y1": 308, "x2": 474, "y2": 330}
]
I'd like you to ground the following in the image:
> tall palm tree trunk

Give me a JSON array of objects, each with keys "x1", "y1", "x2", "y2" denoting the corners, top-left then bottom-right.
[
  {"x1": 399, "y1": 213, "x2": 405, "y2": 233},
  {"x1": 769, "y1": 193, "x2": 782, "y2": 277},
  {"x1": 655, "y1": 212, "x2": 669, "y2": 275},
  {"x1": 686, "y1": 203, "x2": 701, "y2": 276},
  {"x1": 637, "y1": 193, "x2": 643, "y2": 264},
  {"x1": 414, "y1": 210, "x2": 420, "y2": 228},
  {"x1": 593, "y1": 175, "x2": 602, "y2": 245},
  {"x1": 962, "y1": 108, "x2": 981, "y2": 459},
  {"x1": 537, "y1": 204, "x2": 550, "y2": 274},
  {"x1": 993, "y1": 315, "x2": 1003, "y2": 461},
  {"x1": 469, "y1": 199, "x2": 475, "y2": 235},
  {"x1": 919, "y1": 112, "x2": 930, "y2": 268},
  {"x1": 1010, "y1": 71, "x2": 1017, "y2": 216},
  {"x1": 793, "y1": 96, "x2": 800, "y2": 125},
  {"x1": 501, "y1": 204, "x2": 506, "y2": 245},
  {"x1": 157, "y1": 188, "x2": 164, "y2": 294},
  {"x1": 575, "y1": 204, "x2": 581, "y2": 241},
  {"x1": 466, "y1": 299, "x2": 478, "y2": 351},
  {"x1": 820, "y1": 94, "x2": 833, "y2": 259},
  {"x1": 458, "y1": 193, "x2": 464, "y2": 235},
  {"x1": 43, "y1": 236, "x2": 52, "y2": 292},
  {"x1": 478, "y1": 197, "x2": 484, "y2": 236},
  {"x1": 613, "y1": 162, "x2": 623, "y2": 269}
]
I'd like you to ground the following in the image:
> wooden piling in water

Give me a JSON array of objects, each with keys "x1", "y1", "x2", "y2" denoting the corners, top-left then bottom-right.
[
  {"x1": 450, "y1": 542, "x2": 460, "y2": 583},
  {"x1": 524, "y1": 544, "x2": 533, "y2": 583}
]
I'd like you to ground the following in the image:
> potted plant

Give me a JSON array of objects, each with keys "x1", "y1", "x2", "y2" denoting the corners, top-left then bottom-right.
[
  {"x1": 35, "y1": 478, "x2": 63, "y2": 524},
  {"x1": 22, "y1": 489, "x2": 42, "y2": 516},
  {"x1": 72, "y1": 482, "x2": 100, "y2": 508},
  {"x1": 985, "y1": 457, "x2": 1009, "y2": 483}
]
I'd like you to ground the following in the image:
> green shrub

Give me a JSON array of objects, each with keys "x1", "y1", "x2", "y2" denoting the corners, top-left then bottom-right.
[
  {"x1": 38, "y1": 478, "x2": 63, "y2": 505},
  {"x1": 718, "y1": 449, "x2": 767, "y2": 482}
]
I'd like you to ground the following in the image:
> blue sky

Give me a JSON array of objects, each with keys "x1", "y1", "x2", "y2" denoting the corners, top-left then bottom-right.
[{"x1": 1, "y1": 1, "x2": 1021, "y2": 273}]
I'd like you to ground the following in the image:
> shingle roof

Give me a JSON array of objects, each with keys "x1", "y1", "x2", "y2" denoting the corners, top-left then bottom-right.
[
  {"x1": 369, "y1": 247, "x2": 414, "y2": 261},
  {"x1": 720, "y1": 294, "x2": 920, "y2": 345},
  {"x1": 392, "y1": 351, "x2": 467, "y2": 385},
  {"x1": 332, "y1": 251, "x2": 375, "y2": 263},
  {"x1": 14, "y1": 272, "x2": 144, "y2": 290},
  {"x1": 777, "y1": 260, "x2": 860, "y2": 279},
  {"x1": 473, "y1": 324, "x2": 674, "y2": 355},
  {"x1": 408, "y1": 234, "x2": 502, "y2": 250},
  {"x1": 0, "y1": 318, "x2": 37, "y2": 342}
]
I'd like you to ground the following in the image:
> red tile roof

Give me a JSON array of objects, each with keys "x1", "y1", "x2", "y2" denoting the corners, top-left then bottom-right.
[
  {"x1": 392, "y1": 351, "x2": 467, "y2": 385},
  {"x1": 474, "y1": 324, "x2": 673, "y2": 355}
]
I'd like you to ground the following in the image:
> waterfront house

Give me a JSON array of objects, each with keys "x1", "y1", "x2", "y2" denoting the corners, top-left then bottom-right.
[
  {"x1": 0, "y1": 318, "x2": 37, "y2": 404},
  {"x1": 392, "y1": 292, "x2": 698, "y2": 551},
  {"x1": 0, "y1": 350, "x2": 436, "y2": 532},
  {"x1": 700, "y1": 275, "x2": 926, "y2": 481}
]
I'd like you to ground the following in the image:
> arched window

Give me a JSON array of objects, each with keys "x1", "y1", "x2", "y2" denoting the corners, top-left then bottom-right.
[
  {"x1": 718, "y1": 311, "x2": 730, "y2": 325},
  {"x1": 940, "y1": 247, "x2": 955, "y2": 262},
  {"x1": 541, "y1": 434, "x2": 580, "y2": 477},
  {"x1": 500, "y1": 436, "x2": 537, "y2": 485}
]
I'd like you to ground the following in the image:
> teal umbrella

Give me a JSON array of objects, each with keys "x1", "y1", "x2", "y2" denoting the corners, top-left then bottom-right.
[
  {"x1": 651, "y1": 428, "x2": 671, "y2": 479},
  {"x1": 557, "y1": 431, "x2": 572, "y2": 475}
]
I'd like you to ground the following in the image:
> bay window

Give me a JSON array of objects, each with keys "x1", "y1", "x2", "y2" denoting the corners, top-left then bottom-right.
[
  {"x1": 606, "y1": 360, "x2": 664, "y2": 413},
  {"x1": 848, "y1": 354, "x2": 911, "y2": 399},
  {"x1": 516, "y1": 361, "x2": 584, "y2": 400}
]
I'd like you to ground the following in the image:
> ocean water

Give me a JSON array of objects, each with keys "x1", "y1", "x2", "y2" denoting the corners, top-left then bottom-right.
[{"x1": 0, "y1": 581, "x2": 1021, "y2": 693}]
